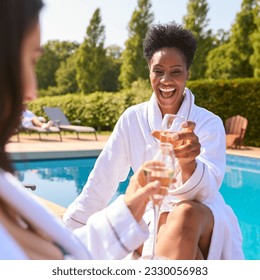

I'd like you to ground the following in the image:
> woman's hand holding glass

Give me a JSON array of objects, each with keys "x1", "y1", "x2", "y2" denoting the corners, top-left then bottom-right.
[
  {"x1": 124, "y1": 164, "x2": 161, "y2": 223},
  {"x1": 140, "y1": 142, "x2": 176, "y2": 260},
  {"x1": 153, "y1": 115, "x2": 200, "y2": 162},
  {"x1": 152, "y1": 114, "x2": 201, "y2": 183}
]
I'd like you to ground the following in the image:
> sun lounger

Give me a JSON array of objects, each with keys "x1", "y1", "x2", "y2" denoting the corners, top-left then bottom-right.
[
  {"x1": 19, "y1": 125, "x2": 62, "y2": 141},
  {"x1": 44, "y1": 107, "x2": 97, "y2": 140}
]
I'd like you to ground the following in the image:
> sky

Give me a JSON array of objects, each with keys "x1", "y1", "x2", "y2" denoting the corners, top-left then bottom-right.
[{"x1": 40, "y1": 0, "x2": 243, "y2": 47}]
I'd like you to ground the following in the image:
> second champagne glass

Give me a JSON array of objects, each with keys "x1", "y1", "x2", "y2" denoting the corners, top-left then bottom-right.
[{"x1": 140, "y1": 142, "x2": 175, "y2": 260}]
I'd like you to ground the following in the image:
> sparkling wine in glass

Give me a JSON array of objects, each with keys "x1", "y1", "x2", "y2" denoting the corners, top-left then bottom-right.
[
  {"x1": 160, "y1": 114, "x2": 186, "y2": 148},
  {"x1": 140, "y1": 142, "x2": 175, "y2": 260}
]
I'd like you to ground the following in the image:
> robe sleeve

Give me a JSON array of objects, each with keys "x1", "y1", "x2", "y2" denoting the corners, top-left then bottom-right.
[
  {"x1": 170, "y1": 114, "x2": 226, "y2": 203},
  {"x1": 63, "y1": 114, "x2": 131, "y2": 230},
  {"x1": 73, "y1": 195, "x2": 149, "y2": 259}
]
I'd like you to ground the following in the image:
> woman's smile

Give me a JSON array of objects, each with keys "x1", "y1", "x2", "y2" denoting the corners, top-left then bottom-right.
[{"x1": 159, "y1": 87, "x2": 177, "y2": 98}]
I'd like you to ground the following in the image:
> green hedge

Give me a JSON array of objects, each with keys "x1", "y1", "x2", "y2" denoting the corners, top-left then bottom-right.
[
  {"x1": 187, "y1": 78, "x2": 260, "y2": 147},
  {"x1": 29, "y1": 78, "x2": 260, "y2": 147},
  {"x1": 29, "y1": 92, "x2": 126, "y2": 131}
]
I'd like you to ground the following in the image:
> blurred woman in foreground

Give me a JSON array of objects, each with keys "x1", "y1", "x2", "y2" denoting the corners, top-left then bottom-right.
[{"x1": 0, "y1": 0, "x2": 160, "y2": 260}]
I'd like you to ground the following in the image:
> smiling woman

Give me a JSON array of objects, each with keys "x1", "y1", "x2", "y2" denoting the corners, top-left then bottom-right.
[{"x1": 63, "y1": 21, "x2": 244, "y2": 260}]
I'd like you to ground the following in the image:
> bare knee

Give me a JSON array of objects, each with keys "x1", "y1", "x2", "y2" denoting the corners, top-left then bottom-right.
[
  {"x1": 157, "y1": 201, "x2": 213, "y2": 260},
  {"x1": 167, "y1": 201, "x2": 206, "y2": 228}
]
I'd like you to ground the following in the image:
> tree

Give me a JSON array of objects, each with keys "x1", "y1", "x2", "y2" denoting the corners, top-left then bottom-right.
[
  {"x1": 36, "y1": 40, "x2": 78, "y2": 89},
  {"x1": 100, "y1": 45, "x2": 122, "y2": 92},
  {"x1": 230, "y1": 0, "x2": 257, "y2": 77},
  {"x1": 212, "y1": 29, "x2": 230, "y2": 47},
  {"x1": 206, "y1": 42, "x2": 235, "y2": 79},
  {"x1": 119, "y1": 0, "x2": 154, "y2": 89},
  {"x1": 76, "y1": 8, "x2": 106, "y2": 93},
  {"x1": 183, "y1": 0, "x2": 213, "y2": 80},
  {"x1": 55, "y1": 52, "x2": 79, "y2": 94},
  {"x1": 250, "y1": 3, "x2": 260, "y2": 78},
  {"x1": 206, "y1": 0, "x2": 258, "y2": 79}
]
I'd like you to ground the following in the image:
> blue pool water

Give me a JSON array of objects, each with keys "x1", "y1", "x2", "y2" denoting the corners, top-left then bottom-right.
[
  {"x1": 220, "y1": 155, "x2": 260, "y2": 260},
  {"x1": 14, "y1": 155, "x2": 260, "y2": 260}
]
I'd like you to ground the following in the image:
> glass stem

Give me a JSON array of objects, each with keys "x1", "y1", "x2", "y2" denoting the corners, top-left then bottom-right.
[{"x1": 151, "y1": 202, "x2": 161, "y2": 259}]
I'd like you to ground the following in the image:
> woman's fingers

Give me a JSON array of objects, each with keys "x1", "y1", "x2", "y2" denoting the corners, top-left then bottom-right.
[
  {"x1": 174, "y1": 141, "x2": 201, "y2": 158},
  {"x1": 151, "y1": 119, "x2": 200, "y2": 159},
  {"x1": 152, "y1": 121, "x2": 196, "y2": 140},
  {"x1": 182, "y1": 121, "x2": 196, "y2": 132},
  {"x1": 138, "y1": 180, "x2": 161, "y2": 197},
  {"x1": 124, "y1": 178, "x2": 160, "y2": 222},
  {"x1": 151, "y1": 130, "x2": 160, "y2": 140}
]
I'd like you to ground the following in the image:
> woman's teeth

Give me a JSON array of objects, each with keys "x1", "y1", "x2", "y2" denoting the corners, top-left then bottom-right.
[{"x1": 160, "y1": 88, "x2": 176, "y2": 97}]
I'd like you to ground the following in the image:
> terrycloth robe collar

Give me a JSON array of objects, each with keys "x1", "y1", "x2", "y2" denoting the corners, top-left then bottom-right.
[{"x1": 147, "y1": 87, "x2": 194, "y2": 132}]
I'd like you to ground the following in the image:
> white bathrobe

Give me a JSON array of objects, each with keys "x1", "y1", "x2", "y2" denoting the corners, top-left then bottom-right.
[
  {"x1": 0, "y1": 169, "x2": 148, "y2": 260},
  {"x1": 64, "y1": 88, "x2": 244, "y2": 260}
]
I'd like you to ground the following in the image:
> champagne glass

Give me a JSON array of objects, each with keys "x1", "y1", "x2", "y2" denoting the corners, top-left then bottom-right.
[
  {"x1": 160, "y1": 114, "x2": 186, "y2": 196},
  {"x1": 160, "y1": 114, "x2": 186, "y2": 148},
  {"x1": 140, "y1": 142, "x2": 175, "y2": 260}
]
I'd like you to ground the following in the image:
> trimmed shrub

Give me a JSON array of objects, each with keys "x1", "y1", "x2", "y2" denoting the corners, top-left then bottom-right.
[{"x1": 187, "y1": 78, "x2": 260, "y2": 147}]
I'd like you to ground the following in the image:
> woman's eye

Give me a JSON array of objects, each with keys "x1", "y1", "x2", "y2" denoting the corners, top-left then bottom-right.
[{"x1": 153, "y1": 70, "x2": 163, "y2": 74}]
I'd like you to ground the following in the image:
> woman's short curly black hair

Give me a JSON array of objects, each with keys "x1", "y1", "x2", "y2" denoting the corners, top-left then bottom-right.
[{"x1": 143, "y1": 21, "x2": 197, "y2": 69}]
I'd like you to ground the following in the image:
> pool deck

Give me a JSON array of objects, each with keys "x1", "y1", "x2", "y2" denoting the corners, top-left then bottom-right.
[
  {"x1": 6, "y1": 133, "x2": 260, "y2": 160},
  {"x1": 7, "y1": 133, "x2": 110, "y2": 160}
]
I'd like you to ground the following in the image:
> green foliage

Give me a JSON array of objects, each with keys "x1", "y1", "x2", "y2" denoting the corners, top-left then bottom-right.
[
  {"x1": 121, "y1": 78, "x2": 152, "y2": 107},
  {"x1": 75, "y1": 8, "x2": 120, "y2": 93},
  {"x1": 84, "y1": 92, "x2": 126, "y2": 130},
  {"x1": 36, "y1": 40, "x2": 79, "y2": 89},
  {"x1": 28, "y1": 93, "x2": 126, "y2": 131},
  {"x1": 55, "y1": 52, "x2": 79, "y2": 94},
  {"x1": 76, "y1": 8, "x2": 107, "y2": 94},
  {"x1": 36, "y1": 11, "x2": 121, "y2": 95},
  {"x1": 35, "y1": 1, "x2": 260, "y2": 98},
  {"x1": 183, "y1": 0, "x2": 213, "y2": 79},
  {"x1": 228, "y1": 0, "x2": 257, "y2": 77},
  {"x1": 250, "y1": 4, "x2": 260, "y2": 78},
  {"x1": 38, "y1": 86, "x2": 64, "y2": 97},
  {"x1": 211, "y1": 29, "x2": 230, "y2": 47},
  {"x1": 30, "y1": 79, "x2": 260, "y2": 147},
  {"x1": 206, "y1": 0, "x2": 258, "y2": 79},
  {"x1": 206, "y1": 42, "x2": 234, "y2": 79},
  {"x1": 119, "y1": 0, "x2": 154, "y2": 89},
  {"x1": 100, "y1": 45, "x2": 122, "y2": 92},
  {"x1": 28, "y1": 79, "x2": 152, "y2": 132},
  {"x1": 187, "y1": 78, "x2": 260, "y2": 146},
  {"x1": 86, "y1": 9, "x2": 105, "y2": 46}
]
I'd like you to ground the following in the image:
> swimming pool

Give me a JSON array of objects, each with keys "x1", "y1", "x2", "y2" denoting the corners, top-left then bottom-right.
[{"x1": 14, "y1": 154, "x2": 260, "y2": 260}]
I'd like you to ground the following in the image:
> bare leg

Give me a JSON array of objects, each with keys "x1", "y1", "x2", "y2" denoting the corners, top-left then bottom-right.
[
  {"x1": 156, "y1": 201, "x2": 214, "y2": 260},
  {"x1": 32, "y1": 117, "x2": 46, "y2": 127},
  {"x1": 32, "y1": 117, "x2": 53, "y2": 128}
]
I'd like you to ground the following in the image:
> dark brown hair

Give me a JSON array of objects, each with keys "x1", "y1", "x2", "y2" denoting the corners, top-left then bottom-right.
[{"x1": 0, "y1": 0, "x2": 43, "y2": 172}]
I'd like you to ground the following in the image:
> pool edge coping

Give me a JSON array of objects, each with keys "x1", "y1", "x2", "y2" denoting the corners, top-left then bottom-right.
[{"x1": 9, "y1": 149, "x2": 102, "y2": 161}]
